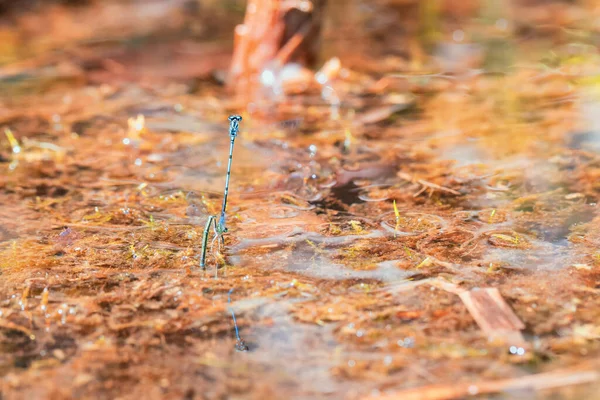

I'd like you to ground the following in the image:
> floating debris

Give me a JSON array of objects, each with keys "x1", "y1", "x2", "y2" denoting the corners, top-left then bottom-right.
[{"x1": 459, "y1": 288, "x2": 525, "y2": 343}]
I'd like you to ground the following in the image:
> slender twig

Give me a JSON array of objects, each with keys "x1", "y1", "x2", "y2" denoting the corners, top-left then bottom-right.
[{"x1": 200, "y1": 215, "x2": 215, "y2": 270}]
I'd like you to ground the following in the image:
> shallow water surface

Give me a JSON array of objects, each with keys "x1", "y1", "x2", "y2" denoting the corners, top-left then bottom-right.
[{"x1": 2, "y1": 1, "x2": 600, "y2": 399}]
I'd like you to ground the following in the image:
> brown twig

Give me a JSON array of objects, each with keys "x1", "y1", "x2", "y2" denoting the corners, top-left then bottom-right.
[{"x1": 397, "y1": 172, "x2": 461, "y2": 197}]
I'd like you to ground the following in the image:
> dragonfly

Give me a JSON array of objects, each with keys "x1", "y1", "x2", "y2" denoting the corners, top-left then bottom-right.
[{"x1": 200, "y1": 115, "x2": 242, "y2": 271}]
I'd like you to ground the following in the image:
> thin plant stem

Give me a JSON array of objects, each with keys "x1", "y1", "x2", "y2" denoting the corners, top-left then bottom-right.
[{"x1": 200, "y1": 215, "x2": 215, "y2": 270}]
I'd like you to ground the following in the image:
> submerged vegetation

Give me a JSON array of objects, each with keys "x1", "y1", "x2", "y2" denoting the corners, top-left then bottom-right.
[{"x1": 1, "y1": 0, "x2": 600, "y2": 399}]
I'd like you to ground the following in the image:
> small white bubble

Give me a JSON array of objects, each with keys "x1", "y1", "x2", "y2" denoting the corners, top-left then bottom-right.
[
  {"x1": 453, "y1": 29, "x2": 465, "y2": 42},
  {"x1": 315, "y1": 72, "x2": 328, "y2": 85},
  {"x1": 260, "y1": 69, "x2": 276, "y2": 87},
  {"x1": 496, "y1": 18, "x2": 508, "y2": 31},
  {"x1": 131, "y1": 116, "x2": 144, "y2": 132},
  {"x1": 356, "y1": 329, "x2": 364, "y2": 338},
  {"x1": 40, "y1": 350, "x2": 47, "y2": 357},
  {"x1": 321, "y1": 86, "x2": 338, "y2": 103},
  {"x1": 348, "y1": 360, "x2": 356, "y2": 367},
  {"x1": 509, "y1": 346, "x2": 517, "y2": 354},
  {"x1": 517, "y1": 347, "x2": 525, "y2": 356},
  {"x1": 122, "y1": 138, "x2": 131, "y2": 145},
  {"x1": 134, "y1": 158, "x2": 142, "y2": 166},
  {"x1": 298, "y1": 0, "x2": 312, "y2": 12},
  {"x1": 174, "y1": 103, "x2": 183, "y2": 112},
  {"x1": 58, "y1": 309, "x2": 63, "y2": 315},
  {"x1": 384, "y1": 355, "x2": 393, "y2": 365},
  {"x1": 468, "y1": 385, "x2": 479, "y2": 395}
]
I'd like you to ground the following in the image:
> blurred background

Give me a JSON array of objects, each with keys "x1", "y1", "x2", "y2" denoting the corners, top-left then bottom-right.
[{"x1": 0, "y1": 0, "x2": 597, "y2": 90}]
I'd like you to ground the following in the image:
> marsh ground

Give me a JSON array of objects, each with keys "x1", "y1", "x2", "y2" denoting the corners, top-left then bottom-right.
[{"x1": 1, "y1": 1, "x2": 600, "y2": 399}]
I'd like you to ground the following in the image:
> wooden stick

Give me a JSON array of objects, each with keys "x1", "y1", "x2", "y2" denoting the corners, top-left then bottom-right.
[{"x1": 459, "y1": 288, "x2": 525, "y2": 335}]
